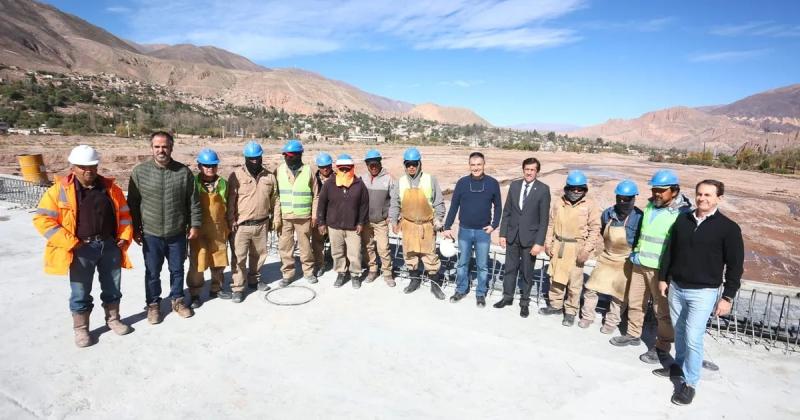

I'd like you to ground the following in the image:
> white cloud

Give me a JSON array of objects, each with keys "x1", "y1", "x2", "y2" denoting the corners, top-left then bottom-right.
[
  {"x1": 710, "y1": 21, "x2": 800, "y2": 38},
  {"x1": 688, "y1": 49, "x2": 770, "y2": 63},
  {"x1": 124, "y1": 0, "x2": 584, "y2": 60},
  {"x1": 582, "y1": 17, "x2": 675, "y2": 32},
  {"x1": 106, "y1": 6, "x2": 132, "y2": 13},
  {"x1": 439, "y1": 79, "x2": 485, "y2": 88}
]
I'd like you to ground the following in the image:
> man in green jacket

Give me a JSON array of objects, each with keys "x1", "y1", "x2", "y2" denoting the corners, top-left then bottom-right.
[{"x1": 128, "y1": 131, "x2": 202, "y2": 324}]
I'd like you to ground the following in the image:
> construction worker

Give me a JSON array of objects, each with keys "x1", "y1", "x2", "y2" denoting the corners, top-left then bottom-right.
[
  {"x1": 360, "y1": 149, "x2": 397, "y2": 287},
  {"x1": 311, "y1": 152, "x2": 334, "y2": 277},
  {"x1": 388, "y1": 147, "x2": 447, "y2": 300},
  {"x1": 610, "y1": 169, "x2": 692, "y2": 365},
  {"x1": 186, "y1": 148, "x2": 229, "y2": 309},
  {"x1": 540, "y1": 170, "x2": 601, "y2": 326},
  {"x1": 227, "y1": 141, "x2": 280, "y2": 302},
  {"x1": 34, "y1": 145, "x2": 133, "y2": 347},
  {"x1": 128, "y1": 131, "x2": 201, "y2": 323},
  {"x1": 579, "y1": 180, "x2": 643, "y2": 332},
  {"x1": 276, "y1": 139, "x2": 318, "y2": 286},
  {"x1": 317, "y1": 154, "x2": 370, "y2": 288}
]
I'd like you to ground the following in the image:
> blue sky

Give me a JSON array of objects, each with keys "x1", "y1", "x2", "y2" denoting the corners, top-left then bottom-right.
[{"x1": 44, "y1": 0, "x2": 800, "y2": 126}]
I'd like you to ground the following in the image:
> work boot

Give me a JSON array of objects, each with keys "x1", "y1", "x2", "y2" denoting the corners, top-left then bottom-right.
[
  {"x1": 216, "y1": 290, "x2": 232, "y2": 300},
  {"x1": 671, "y1": 383, "x2": 696, "y2": 406},
  {"x1": 334, "y1": 273, "x2": 347, "y2": 288},
  {"x1": 449, "y1": 292, "x2": 466, "y2": 303},
  {"x1": 476, "y1": 296, "x2": 486, "y2": 308},
  {"x1": 384, "y1": 275, "x2": 396, "y2": 287},
  {"x1": 640, "y1": 348, "x2": 670, "y2": 365},
  {"x1": 314, "y1": 265, "x2": 326, "y2": 278},
  {"x1": 520, "y1": 306, "x2": 530, "y2": 318},
  {"x1": 562, "y1": 314, "x2": 576, "y2": 327},
  {"x1": 430, "y1": 273, "x2": 445, "y2": 300},
  {"x1": 232, "y1": 292, "x2": 244, "y2": 303},
  {"x1": 365, "y1": 271, "x2": 379, "y2": 283},
  {"x1": 146, "y1": 303, "x2": 162, "y2": 324},
  {"x1": 279, "y1": 278, "x2": 292, "y2": 287},
  {"x1": 103, "y1": 303, "x2": 132, "y2": 335},
  {"x1": 609, "y1": 335, "x2": 641, "y2": 347},
  {"x1": 72, "y1": 311, "x2": 93, "y2": 348},
  {"x1": 305, "y1": 275, "x2": 318, "y2": 284},
  {"x1": 190, "y1": 296, "x2": 203, "y2": 309},
  {"x1": 247, "y1": 283, "x2": 258, "y2": 291},
  {"x1": 578, "y1": 318, "x2": 592, "y2": 329},
  {"x1": 352, "y1": 275, "x2": 362, "y2": 289},
  {"x1": 493, "y1": 299, "x2": 513, "y2": 309},
  {"x1": 653, "y1": 364, "x2": 684, "y2": 379},
  {"x1": 600, "y1": 325, "x2": 616, "y2": 334},
  {"x1": 257, "y1": 281, "x2": 271, "y2": 291},
  {"x1": 172, "y1": 299, "x2": 194, "y2": 318},
  {"x1": 538, "y1": 306, "x2": 562, "y2": 316},
  {"x1": 404, "y1": 278, "x2": 421, "y2": 294}
]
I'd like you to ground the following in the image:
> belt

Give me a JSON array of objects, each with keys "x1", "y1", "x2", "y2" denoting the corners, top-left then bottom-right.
[
  {"x1": 239, "y1": 217, "x2": 268, "y2": 226},
  {"x1": 554, "y1": 234, "x2": 578, "y2": 258},
  {"x1": 81, "y1": 234, "x2": 111, "y2": 243}
]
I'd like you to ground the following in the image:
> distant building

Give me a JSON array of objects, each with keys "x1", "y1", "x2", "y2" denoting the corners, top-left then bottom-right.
[
  {"x1": 348, "y1": 134, "x2": 385, "y2": 144},
  {"x1": 0, "y1": 122, "x2": 8, "y2": 135}
]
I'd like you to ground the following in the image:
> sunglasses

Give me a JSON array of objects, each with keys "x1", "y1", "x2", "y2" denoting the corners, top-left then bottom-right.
[
  {"x1": 617, "y1": 195, "x2": 634, "y2": 202},
  {"x1": 566, "y1": 186, "x2": 586, "y2": 192},
  {"x1": 651, "y1": 187, "x2": 670, "y2": 193},
  {"x1": 200, "y1": 164, "x2": 218, "y2": 169},
  {"x1": 338, "y1": 166, "x2": 353, "y2": 171},
  {"x1": 404, "y1": 161, "x2": 420, "y2": 168}
]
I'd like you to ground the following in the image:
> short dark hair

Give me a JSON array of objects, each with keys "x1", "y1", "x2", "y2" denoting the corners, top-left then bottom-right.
[
  {"x1": 696, "y1": 179, "x2": 724, "y2": 196},
  {"x1": 150, "y1": 131, "x2": 174, "y2": 147},
  {"x1": 522, "y1": 157, "x2": 541, "y2": 172},
  {"x1": 469, "y1": 151, "x2": 484, "y2": 161}
]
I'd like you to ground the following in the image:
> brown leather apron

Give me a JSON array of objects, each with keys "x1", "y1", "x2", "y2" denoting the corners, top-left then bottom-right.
[
  {"x1": 585, "y1": 221, "x2": 631, "y2": 300},
  {"x1": 399, "y1": 188, "x2": 435, "y2": 254},
  {"x1": 190, "y1": 189, "x2": 229, "y2": 271}
]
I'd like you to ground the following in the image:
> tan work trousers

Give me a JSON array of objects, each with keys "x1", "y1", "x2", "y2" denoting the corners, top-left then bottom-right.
[
  {"x1": 625, "y1": 264, "x2": 674, "y2": 351},
  {"x1": 403, "y1": 250, "x2": 440, "y2": 275},
  {"x1": 361, "y1": 220, "x2": 393, "y2": 277},
  {"x1": 311, "y1": 225, "x2": 328, "y2": 269},
  {"x1": 278, "y1": 218, "x2": 314, "y2": 280},
  {"x1": 329, "y1": 228, "x2": 362, "y2": 275},
  {"x1": 581, "y1": 288, "x2": 622, "y2": 328},
  {"x1": 187, "y1": 267, "x2": 225, "y2": 297},
  {"x1": 230, "y1": 223, "x2": 268, "y2": 293},
  {"x1": 548, "y1": 266, "x2": 584, "y2": 316}
]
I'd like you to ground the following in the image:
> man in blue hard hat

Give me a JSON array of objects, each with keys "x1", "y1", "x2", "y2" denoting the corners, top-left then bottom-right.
[
  {"x1": 187, "y1": 148, "x2": 230, "y2": 308},
  {"x1": 540, "y1": 170, "x2": 601, "y2": 326},
  {"x1": 311, "y1": 152, "x2": 335, "y2": 277},
  {"x1": 443, "y1": 151, "x2": 502, "y2": 308},
  {"x1": 226, "y1": 141, "x2": 280, "y2": 302},
  {"x1": 578, "y1": 180, "x2": 643, "y2": 333},
  {"x1": 317, "y1": 154, "x2": 369, "y2": 288},
  {"x1": 359, "y1": 149, "x2": 397, "y2": 287},
  {"x1": 610, "y1": 169, "x2": 692, "y2": 366},
  {"x1": 388, "y1": 147, "x2": 447, "y2": 299},
  {"x1": 276, "y1": 139, "x2": 319, "y2": 286}
]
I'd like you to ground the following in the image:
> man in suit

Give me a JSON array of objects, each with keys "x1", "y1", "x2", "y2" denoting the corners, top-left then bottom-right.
[{"x1": 494, "y1": 157, "x2": 551, "y2": 317}]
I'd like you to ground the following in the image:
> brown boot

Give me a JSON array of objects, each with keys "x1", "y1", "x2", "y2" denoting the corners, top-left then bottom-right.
[
  {"x1": 72, "y1": 311, "x2": 93, "y2": 348},
  {"x1": 103, "y1": 303, "x2": 132, "y2": 335},
  {"x1": 172, "y1": 299, "x2": 194, "y2": 318},
  {"x1": 147, "y1": 303, "x2": 162, "y2": 325}
]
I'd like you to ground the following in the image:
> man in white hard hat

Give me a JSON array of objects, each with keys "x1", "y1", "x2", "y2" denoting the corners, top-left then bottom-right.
[{"x1": 34, "y1": 145, "x2": 134, "y2": 347}]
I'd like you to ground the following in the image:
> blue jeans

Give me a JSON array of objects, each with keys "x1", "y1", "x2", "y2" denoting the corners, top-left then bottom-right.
[
  {"x1": 69, "y1": 238, "x2": 122, "y2": 313},
  {"x1": 669, "y1": 283, "x2": 718, "y2": 387},
  {"x1": 455, "y1": 227, "x2": 491, "y2": 297},
  {"x1": 143, "y1": 233, "x2": 187, "y2": 304}
]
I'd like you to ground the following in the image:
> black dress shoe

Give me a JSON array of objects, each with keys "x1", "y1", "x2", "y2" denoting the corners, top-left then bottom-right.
[
  {"x1": 493, "y1": 299, "x2": 513, "y2": 309},
  {"x1": 671, "y1": 383, "x2": 695, "y2": 406},
  {"x1": 520, "y1": 306, "x2": 530, "y2": 318}
]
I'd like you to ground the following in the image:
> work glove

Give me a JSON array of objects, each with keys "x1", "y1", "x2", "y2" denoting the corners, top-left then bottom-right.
[{"x1": 576, "y1": 250, "x2": 590, "y2": 265}]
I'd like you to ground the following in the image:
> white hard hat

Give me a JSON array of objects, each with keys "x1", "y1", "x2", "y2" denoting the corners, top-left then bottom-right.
[
  {"x1": 439, "y1": 238, "x2": 458, "y2": 258},
  {"x1": 68, "y1": 145, "x2": 100, "y2": 165}
]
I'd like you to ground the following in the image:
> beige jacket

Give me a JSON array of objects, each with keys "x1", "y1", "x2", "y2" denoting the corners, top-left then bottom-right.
[
  {"x1": 545, "y1": 196, "x2": 602, "y2": 257},
  {"x1": 226, "y1": 166, "x2": 280, "y2": 227}
]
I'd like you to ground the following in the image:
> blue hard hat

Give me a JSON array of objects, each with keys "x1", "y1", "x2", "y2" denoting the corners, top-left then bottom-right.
[
  {"x1": 615, "y1": 179, "x2": 639, "y2": 196},
  {"x1": 282, "y1": 139, "x2": 304, "y2": 153},
  {"x1": 365, "y1": 149, "x2": 382, "y2": 161},
  {"x1": 566, "y1": 170, "x2": 588, "y2": 187},
  {"x1": 315, "y1": 152, "x2": 333, "y2": 167},
  {"x1": 197, "y1": 148, "x2": 220, "y2": 165},
  {"x1": 649, "y1": 169, "x2": 679, "y2": 187},
  {"x1": 403, "y1": 147, "x2": 421, "y2": 161},
  {"x1": 243, "y1": 141, "x2": 263, "y2": 158}
]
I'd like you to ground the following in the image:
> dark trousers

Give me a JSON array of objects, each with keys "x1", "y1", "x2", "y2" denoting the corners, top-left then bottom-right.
[
  {"x1": 69, "y1": 238, "x2": 122, "y2": 313},
  {"x1": 502, "y1": 239, "x2": 535, "y2": 307},
  {"x1": 143, "y1": 233, "x2": 187, "y2": 304}
]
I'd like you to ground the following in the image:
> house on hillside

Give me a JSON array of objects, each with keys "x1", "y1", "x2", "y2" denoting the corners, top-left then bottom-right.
[{"x1": 0, "y1": 122, "x2": 9, "y2": 135}]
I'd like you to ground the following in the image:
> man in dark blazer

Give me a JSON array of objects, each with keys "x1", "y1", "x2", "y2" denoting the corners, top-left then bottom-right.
[{"x1": 494, "y1": 157, "x2": 551, "y2": 317}]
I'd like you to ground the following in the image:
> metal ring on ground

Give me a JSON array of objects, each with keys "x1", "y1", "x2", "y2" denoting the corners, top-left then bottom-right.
[{"x1": 264, "y1": 285, "x2": 317, "y2": 306}]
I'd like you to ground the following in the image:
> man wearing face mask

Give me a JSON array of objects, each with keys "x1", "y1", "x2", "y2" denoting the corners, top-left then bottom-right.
[
  {"x1": 540, "y1": 170, "x2": 601, "y2": 327},
  {"x1": 226, "y1": 141, "x2": 280, "y2": 303},
  {"x1": 276, "y1": 139, "x2": 319, "y2": 286},
  {"x1": 388, "y1": 147, "x2": 447, "y2": 299},
  {"x1": 317, "y1": 154, "x2": 370, "y2": 288},
  {"x1": 610, "y1": 169, "x2": 693, "y2": 365},
  {"x1": 578, "y1": 180, "x2": 643, "y2": 333},
  {"x1": 360, "y1": 149, "x2": 397, "y2": 287},
  {"x1": 311, "y1": 152, "x2": 335, "y2": 278}
]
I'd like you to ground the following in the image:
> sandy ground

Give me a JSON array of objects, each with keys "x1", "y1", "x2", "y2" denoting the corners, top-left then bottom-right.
[
  {"x1": 1, "y1": 134, "x2": 799, "y2": 287},
  {"x1": 1, "y1": 202, "x2": 799, "y2": 420}
]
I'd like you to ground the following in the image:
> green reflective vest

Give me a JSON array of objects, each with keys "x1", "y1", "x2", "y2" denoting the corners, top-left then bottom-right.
[
  {"x1": 398, "y1": 173, "x2": 433, "y2": 204},
  {"x1": 277, "y1": 164, "x2": 312, "y2": 218},
  {"x1": 194, "y1": 174, "x2": 227, "y2": 205},
  {"x1": 634, "y1": 202, "x2": 680, "y2": 269}
]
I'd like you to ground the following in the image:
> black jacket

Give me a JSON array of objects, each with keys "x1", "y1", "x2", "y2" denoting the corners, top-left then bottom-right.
[
  {"x1": 499, "y1": 179, "x2": 550, "y2": 247},
  {"x1": 317, "y1": 176, "x2": 369, "y2": 230},
  {"x1": 660, "y1": 210, "x2": 744, "y2": 299}
]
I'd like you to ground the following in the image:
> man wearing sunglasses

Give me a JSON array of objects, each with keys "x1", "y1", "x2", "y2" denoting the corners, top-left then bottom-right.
[
  {"x1": 610, "y1": 169, "x2": 692, "y2": 366},
  {"x1": 388, "y1": 147, "x2": 447, "y2": 299},
  {"x1": 443, "y1": 152, "x2": 502, "y2": 307},
  {"x1": 311, "y1": 152, "x2": 335, "y2": 278}
]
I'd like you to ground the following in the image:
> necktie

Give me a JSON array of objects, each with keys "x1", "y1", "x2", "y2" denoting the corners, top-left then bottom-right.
[{"x1": 522, "y1": 183, "x2": 530, "y2": 208}]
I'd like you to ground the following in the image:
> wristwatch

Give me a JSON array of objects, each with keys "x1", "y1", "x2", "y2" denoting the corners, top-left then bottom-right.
[{"x1": 721, "y1": 296, "x2": 733, "y2": 303}]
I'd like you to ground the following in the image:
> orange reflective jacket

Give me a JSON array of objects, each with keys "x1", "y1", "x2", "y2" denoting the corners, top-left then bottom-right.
[{"x1": 33, "y1": 174, "x2": 134, "y2": 275}]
